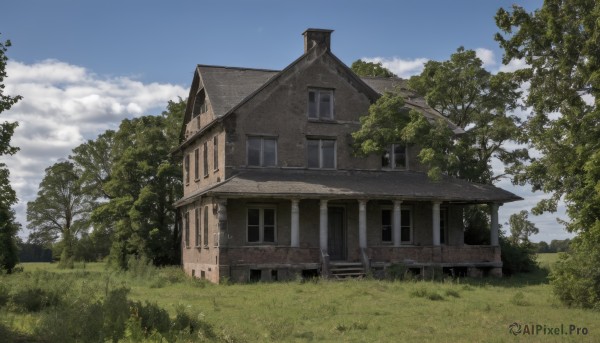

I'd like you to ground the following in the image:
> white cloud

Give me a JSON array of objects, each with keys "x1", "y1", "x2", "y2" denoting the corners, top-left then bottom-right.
[
  {"x1": 3, "y1": 59, "x2": 187, "y2": 238},
  {"x1": 361, "y1": 56, "x2": 429, "y2": 79},
  {"x1": 499, "y1": 58, "x2": 528, "y2": 73},
  {"x1": 475, "y1": 48, "x2": 496, "y2": 68}
]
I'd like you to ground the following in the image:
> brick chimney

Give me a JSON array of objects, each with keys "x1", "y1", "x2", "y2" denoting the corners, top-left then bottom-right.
[{"x1": 303, "y1": 28, "x2": 334, "y2": 53}]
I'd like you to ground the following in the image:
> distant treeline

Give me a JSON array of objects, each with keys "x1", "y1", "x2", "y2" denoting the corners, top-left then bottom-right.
[
  {"x1": 18, "y1": 242, "x2": 52, "y2": 262},
  {"x1": 536, "y1": 239, "x2": 570, "y2": 253}
]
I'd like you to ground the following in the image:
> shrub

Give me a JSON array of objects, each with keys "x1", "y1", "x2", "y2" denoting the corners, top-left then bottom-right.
[
  {"x1": 500, "y1": 238, "x2": 537, "y2": 275},
  {"x1": 551, "y1": 228, "x2": 600, "y2": 309}
]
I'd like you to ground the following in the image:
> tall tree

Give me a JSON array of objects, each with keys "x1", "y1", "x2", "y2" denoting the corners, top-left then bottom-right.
[
  {"x1": 0, "y1": 34, "x2": 22, "y2": 273},
  {"x1": 408, "y1": 47, "x2": 526, "y2": 184},
  {"x1": 508, "y1": 210, "x2": 539, "y2": 244},
  {"x1": 98, "y1": 99, "x2": 185, "y2": 268},
  {"x1": 351, "y1": 60, "x2": 395, "y2": 78},
  {"x1": 70, "y1": 130, "x2": 115, "y2": 199},
  {"x1": 27, "y1": 161, "x2": 93, "y2": 266},
  {"x1": 495, "y1": 0, "x2": 600, "y2": 308}
]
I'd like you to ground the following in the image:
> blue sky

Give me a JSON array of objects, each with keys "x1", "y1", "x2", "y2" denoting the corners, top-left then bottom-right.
[{"x1": 3, "y1": 0, "x2": 571, "y2": 243}]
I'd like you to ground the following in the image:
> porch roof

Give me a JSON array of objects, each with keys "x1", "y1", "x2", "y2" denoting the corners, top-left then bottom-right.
[{"x1": 175, "y1": 169, "x2": 522, "y2": 207}]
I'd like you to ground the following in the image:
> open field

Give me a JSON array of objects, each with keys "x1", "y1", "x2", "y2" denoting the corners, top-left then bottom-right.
[{"x1": 1, "y1": 255, "x2": 598, "y2": 342}]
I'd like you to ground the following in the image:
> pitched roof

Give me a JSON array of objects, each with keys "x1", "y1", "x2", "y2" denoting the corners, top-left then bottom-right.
[
  {"x1": 175, "y1": 169, "x2": 522, "y2": 206},
  {"x1": 197, "y1": 65, "x2": 279, "y2": 118},
  {"x1": 361, "y1": 77, "x2": 463, "y2": 134}
]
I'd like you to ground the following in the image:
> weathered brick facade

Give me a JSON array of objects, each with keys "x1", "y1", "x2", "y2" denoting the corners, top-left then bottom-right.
[{"x1": 174, "y1": 29, "x2": 520, "y2": 283}]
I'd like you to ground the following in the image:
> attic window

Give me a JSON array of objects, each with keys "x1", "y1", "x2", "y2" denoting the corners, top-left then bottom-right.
[
  {"x1": 192, "y1": 90, "x2": 208, "y2": 118},
  {"x1": 308, "y1": 89, "x2": 334, "y2": 120},
  {"x1": 382, "y1": 144, "x2": 407, "y2": 170}
]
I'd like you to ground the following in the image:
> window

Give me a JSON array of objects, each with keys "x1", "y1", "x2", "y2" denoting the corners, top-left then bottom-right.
[
  {"x1": 401, "y1": 209, "x2": 412, "y2": 244},
  {"x1": 184, "y1": 211, "x2": 190, "y2": 248},
  {"x1": 247, "y1": 137, "x2": 277, "y2": 167},
  {"x1": 194, "y1": 208, "x2": 200, "y2": 247},
  {"x1": 194, "y1": 149, "x2": 199, "y2": 180},
  {"x1": 247, "y1": 207, "x2": 276, "y2": 243},
  {"x1": 440, "y1": 207, "x2": 448, "y2": 244},
  {"x1": 203, "y1": 206, "x2": 209, "y2": 247},
  {"x1": 213, "y1": 136, "x2": 218, "y2": 171},
  {"x1": 307, "y1": 139, "x2": 336, "y2": 169},
  {"x1": 381, "y1": 209, "x2": 392, "y2": 243},
  {"x1": 203, "y1": 142, "x2": 209, "y2": 177},
  {"x1": 184, "y1": 154, "x2": 190, "y2": 184},
  {"x1": 381, "y1": 207, "x2": 412, "y2": 244},
  {"x1": 382, "y1": 144, "x2": 407, "y2": 169},
  {"x1": 308, "y1": 89, "x2": 334, "y2": 120},
  {"x1": 192, "y1": 90, "x2": 208, "y2": 118}
]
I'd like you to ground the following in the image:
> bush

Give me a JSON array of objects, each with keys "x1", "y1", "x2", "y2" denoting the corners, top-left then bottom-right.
[
  {"x1": 500, "y1": 238, "x2": 537, "y2": 275},
  {"x1": 551, "y1": 228, "x2": 600, "y2": 309}
]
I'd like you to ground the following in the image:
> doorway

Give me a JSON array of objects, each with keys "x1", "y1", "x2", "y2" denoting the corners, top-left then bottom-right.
[{"x1": 327, "y1": 206, "x2": 346, "y2": 260}]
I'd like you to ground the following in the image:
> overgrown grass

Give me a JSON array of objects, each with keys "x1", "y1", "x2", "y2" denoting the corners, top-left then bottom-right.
[{"x1": 1, "y1": 258, "x2": 598, "y2": 342}]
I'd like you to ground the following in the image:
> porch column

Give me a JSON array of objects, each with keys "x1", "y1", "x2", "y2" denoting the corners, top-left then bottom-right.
[
  {"x1": 319, "y1": 199, "x2": 328, "y2": 252},
  {"x1": 358, "y1": 199, "x2": 367, "y2": 249},
  {"x1": 490, "y1": 203, "x2": 499, "y2": 246},
  {"x1": 393, "y1": 200, "x2": 403, "y2": 247},
  {"x1": 432, "y1": 201, "x2": 441, "y2": 246},
  {"x1": 291, "y1": 199, "x2": 300, "y2": 248}
]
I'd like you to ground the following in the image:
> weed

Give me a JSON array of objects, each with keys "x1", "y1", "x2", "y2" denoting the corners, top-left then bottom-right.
[
  {"x1": 445, "y1": 289, "x2": 461, "y2": 298},
  {"x1": 510, "y1": 291, "x2": 530, "y2": 306}
]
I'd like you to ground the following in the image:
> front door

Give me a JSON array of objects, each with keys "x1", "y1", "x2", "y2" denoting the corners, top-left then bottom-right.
[{"x1": 327, "y1": 207, "x2": 346, "y2": 260}]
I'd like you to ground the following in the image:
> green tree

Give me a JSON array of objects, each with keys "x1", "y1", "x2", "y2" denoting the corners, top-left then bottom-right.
[
  {"x1": 508, "y1": 210, "x2": 539, "y2": 244},
  {"x1": 70, "y1": 130, "x2": 115, "y2": 199},
  {"x1": 351, "y1": 59, "x2": 395, "y2": 77},
  {"x1": 0, "y1": 34, "x2": 22, "y2": 273},
  {"x1": 496, "y1": 0, "x2": 600, "y2": 307},
  {"x1": 408, "y1": 47, "x2": 526, "y2": 183},
  {"x1": 98, "y1": 99, "x2": 185, "y2": 268},
  {"x1": 27, "y1": 161, "x2": 93, "y2": 267}
]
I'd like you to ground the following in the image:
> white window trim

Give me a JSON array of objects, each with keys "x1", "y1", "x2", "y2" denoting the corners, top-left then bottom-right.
[
  {"x1": 381, "y1": 205, "x2": 413, "y2": 245},
  {"x1": 383, "y1": 144, "x2": 408, "y2": 170},
  {"x1": 307, "y1": 138, "x2": 337, "y2": 169},
  {"x1": 246, "y1": 136, "x2": 278, "y2": 167},
  {"x1": 308, "y1": 88, "x2": 334, "y2": 120},
  {"x1": 246, "y1": 206, "x2": 277, "y2": 244}
]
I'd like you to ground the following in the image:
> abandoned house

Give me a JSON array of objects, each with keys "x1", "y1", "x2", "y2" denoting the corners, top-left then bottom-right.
[{"x1": 173, "y1": 29, "x2": 522, "y2": 283}]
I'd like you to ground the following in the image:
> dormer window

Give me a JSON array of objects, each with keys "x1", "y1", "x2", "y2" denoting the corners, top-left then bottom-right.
[
  {"x1": 192, "y1": 89, "x2": 208, "y2": 118},
  {"x1": 382, "y1": 144, "x2": 407, "y2": 170},
  {"x1": 308, "y1": 88, "x2": 334, "y2": 120}
]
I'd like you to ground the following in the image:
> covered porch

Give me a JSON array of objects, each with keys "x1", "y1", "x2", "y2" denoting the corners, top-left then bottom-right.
[{"x1": 193, "y1": 169, "x2": 520, "y2": 281}]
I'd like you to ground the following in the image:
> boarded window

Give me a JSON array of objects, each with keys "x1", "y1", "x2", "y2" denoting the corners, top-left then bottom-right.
[{"x1": 203, "y1": 206, "x2": 209, "y2": 247}]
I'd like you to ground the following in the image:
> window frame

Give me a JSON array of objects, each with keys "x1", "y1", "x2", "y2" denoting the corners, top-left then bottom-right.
[
  {"x1": 213, "y1": 136, "x2": 219, "y2": 172},
  {"x1": 193, "y1": 148, "x2": 200, "y2": 180},
  {"x1": 184, "y1": 154, "x2": 190, "y2": 185},
  {"x1": 380, "y1": 206, "x2": 413, "y2": 245},
  {"x1": 382, "y1": 144, "x2": 408, "y2": 170},
  {"x1": 203, "y1": 206, "x2": 209, "y2": 248},
  {"x1": 194, "y1": 207, "x2": 200, "y2": 248},
  {"x1": 184, "y1": 211, "x2": 190, "y2": 248},
  {"x1": 203, "y1": 142, "x2": 209, "y2": 177},
  {"x1": 246, "y1": 136, "x2": 278, "y2": 167},
  {"x1": 246, "y1": 206, "x2": 277, "y2": 244},
  {"x1": 307, "y1": 88, "x2": 335, "y2": 120},
  {"x1": 307, "y1": 138, "x2": 337, "y2": 169}
]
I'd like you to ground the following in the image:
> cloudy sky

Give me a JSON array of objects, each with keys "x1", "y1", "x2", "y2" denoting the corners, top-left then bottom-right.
[{"x1": 2, "y1": 0, "x2": 570, "y2": 242}]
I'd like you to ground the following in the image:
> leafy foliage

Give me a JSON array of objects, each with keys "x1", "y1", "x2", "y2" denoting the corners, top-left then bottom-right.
[
  {"x1": 351, "y1": 92, "x2": 454, "y2": 180},
  {"x1": 496, "y1": 0, "x2": 600, "y2": 308},
  {"x1": 508, "y1": 210, "x2": 539, "y2": 244},
  {"x1": 0, "y1": 34, "x2": 21, "y2": 274},
  {"x1": 351, "y1": 59, "x2": 395, "y2": 77},
  {"x1": 27, "y1": 161, "x2": 93, "y2": 267},
  {"x1": 408, "y1": 47, "x2": 526, "y2": 184},
  {"x1": 95, "y1": 99, "x2": 184, "y2": 268}
]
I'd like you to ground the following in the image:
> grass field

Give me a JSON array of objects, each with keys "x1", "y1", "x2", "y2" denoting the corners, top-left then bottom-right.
[{"x1": 1, "y1": 254, "x2": 598, "y2": 342}]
